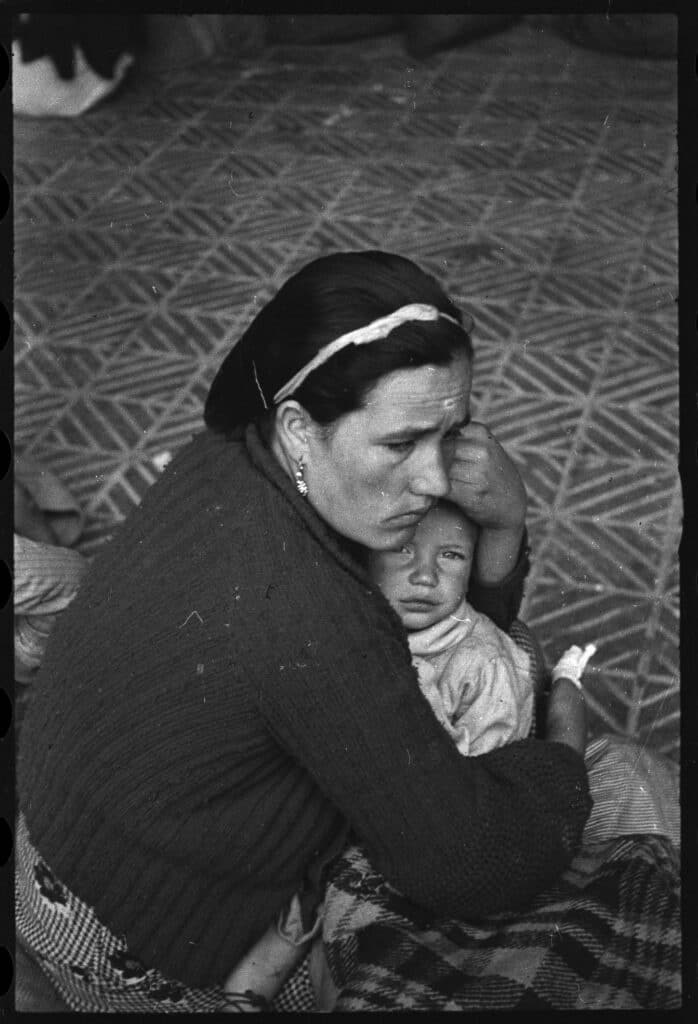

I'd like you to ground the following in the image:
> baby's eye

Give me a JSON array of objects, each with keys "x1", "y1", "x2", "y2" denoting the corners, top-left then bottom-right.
[{"x1": 441, "y1": 549, "x2": 465, "y2": 561}]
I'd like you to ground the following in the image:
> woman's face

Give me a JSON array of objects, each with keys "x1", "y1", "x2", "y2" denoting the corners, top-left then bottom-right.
[{"x1": 303, "y1": 354, "x2": 472, "y2": 551}]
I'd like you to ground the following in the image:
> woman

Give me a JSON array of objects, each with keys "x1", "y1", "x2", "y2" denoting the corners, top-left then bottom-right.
[{"x1": 15, "y1": 251, "x2": 677, "y2": 1012}]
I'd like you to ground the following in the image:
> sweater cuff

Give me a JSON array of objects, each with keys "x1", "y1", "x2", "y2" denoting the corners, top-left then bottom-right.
[{"x1": 466, "y1": 529, "x2": 531, "y2": 633}]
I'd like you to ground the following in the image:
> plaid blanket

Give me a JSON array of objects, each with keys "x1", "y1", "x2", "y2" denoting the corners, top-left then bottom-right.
[{"x1": 320, "y1": 836, "x2": 681, "y2": 1011}]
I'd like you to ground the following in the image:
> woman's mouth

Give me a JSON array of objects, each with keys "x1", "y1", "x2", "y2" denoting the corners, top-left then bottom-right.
[{"x1": 387, "y1": 506, "x2": 432, "y2": 525}]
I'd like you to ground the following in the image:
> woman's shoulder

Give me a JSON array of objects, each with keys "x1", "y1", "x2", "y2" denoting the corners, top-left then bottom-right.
[
  {"x1": 135, "y1": 428, "x2": 262, "y2": 521},
  {"x1": 140, "y1": 428, "x2": 386, "y2": 623},
  {"x1": 84, "y1": 430, "x2": 265, "y2": 587},
  {"x1": 165, "y1": 427, "x2": 248, "y2": 482}
]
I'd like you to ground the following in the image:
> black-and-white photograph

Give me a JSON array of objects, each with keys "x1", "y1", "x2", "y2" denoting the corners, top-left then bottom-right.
[{"x1": 10, "y1": 11, "x2": 682, "y2": 1012}]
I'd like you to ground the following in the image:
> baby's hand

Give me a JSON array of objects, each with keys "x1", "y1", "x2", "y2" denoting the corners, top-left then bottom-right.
[{"x1": 551, "y1": 644, "x2": 597, "y2": 688}]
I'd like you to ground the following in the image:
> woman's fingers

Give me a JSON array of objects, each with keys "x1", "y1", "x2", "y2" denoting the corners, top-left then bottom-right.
[
  {"x1": 447, "y1": 421, "x2": 527, "y2": 530},
  {"x1": 448, "y1": 458, "x2": 489, "y2": 485},
  {"x1": 451, "y1": 420, "x2": 494, "y2": 461},
  {"x1": 459, "y1": 420, "x2": 490, "y2": 438},
  {"x1": 450, "y1": 424, "x2": 510, "y2": 484}
]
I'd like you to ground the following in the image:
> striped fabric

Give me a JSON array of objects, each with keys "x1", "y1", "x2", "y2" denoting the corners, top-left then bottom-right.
[
  {"x1": 511, "y1": 623, "x2": 680, "y2": 848},
  {"x1": 13, "y1": 535, "x2": 87, "y2": 618},
  {"x1": 583, "y1": 735, "x2": 680, "y2": 845}
]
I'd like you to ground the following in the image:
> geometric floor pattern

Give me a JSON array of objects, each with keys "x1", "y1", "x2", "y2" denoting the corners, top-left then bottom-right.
[{"x1": 14, "y1": 19, "x2": 679, "y2": 760}]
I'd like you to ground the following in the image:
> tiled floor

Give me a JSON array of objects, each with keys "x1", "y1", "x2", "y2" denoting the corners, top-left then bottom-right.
[{"x1": 14, "y1": 19, "x2": 679, "y2": 759}]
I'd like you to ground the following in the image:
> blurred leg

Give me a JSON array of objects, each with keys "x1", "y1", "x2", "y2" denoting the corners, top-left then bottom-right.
[{"x1": 14, "y1": 941, "x2": 70, "y2": 1013}]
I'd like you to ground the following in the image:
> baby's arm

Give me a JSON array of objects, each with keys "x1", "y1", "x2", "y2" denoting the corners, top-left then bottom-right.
[{"x1": 545, "y1": 644, "x2": 596, "y2": 756}]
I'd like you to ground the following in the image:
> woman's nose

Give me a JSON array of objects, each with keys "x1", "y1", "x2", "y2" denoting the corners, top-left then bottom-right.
[
  {"x1": 408, "y1": 558, "x2": 438, "y2": 587},
  {"x1": 411, "y1": 447, "x2": 450, "y2": 498}
]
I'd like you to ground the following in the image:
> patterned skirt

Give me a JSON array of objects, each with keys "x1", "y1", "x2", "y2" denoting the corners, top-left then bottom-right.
[{"x1": 15, "y1": 812, "x2": 315, "y2": 1012}]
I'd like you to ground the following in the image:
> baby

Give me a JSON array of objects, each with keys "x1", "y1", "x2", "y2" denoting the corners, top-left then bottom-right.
[
  {"x1": 368, "y1": 500, "x2": 682, "y2": 860},
  {"x1": 368, "y1": 499, "x2": 594, "y2": 757}
]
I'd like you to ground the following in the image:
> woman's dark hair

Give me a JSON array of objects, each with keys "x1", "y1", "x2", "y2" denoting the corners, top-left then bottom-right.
[{"x1": 204, "y1": 250, "x2": 473, "y2": 434}]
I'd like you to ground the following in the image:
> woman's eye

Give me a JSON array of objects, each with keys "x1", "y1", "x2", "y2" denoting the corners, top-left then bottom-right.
[
  {"x1": 441, "y1": 550, "x2": 465, "y2": 561},
  {"x1": 385, "y1": 440, "x2": 415, "y2": 454}
]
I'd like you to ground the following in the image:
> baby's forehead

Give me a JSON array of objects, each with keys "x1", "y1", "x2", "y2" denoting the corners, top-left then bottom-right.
[{"x1": 419, "y1": 504, "x2": 476, "y2": 540}]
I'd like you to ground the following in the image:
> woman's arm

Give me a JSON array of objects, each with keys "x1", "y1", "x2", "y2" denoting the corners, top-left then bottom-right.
[
  {"x1": 466, "y1": 530, "x2": 530, "y2": 632},
  {"x1": 258, "y1": 581, "x2": 592, "y2": 923}
]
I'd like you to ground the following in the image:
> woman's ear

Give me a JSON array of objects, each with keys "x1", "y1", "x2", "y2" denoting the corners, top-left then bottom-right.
[{"x1": 272, "y1": 400, "x2": 311, "y2": 464}]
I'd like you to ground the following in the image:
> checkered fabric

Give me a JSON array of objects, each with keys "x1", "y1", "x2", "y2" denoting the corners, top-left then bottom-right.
[
  {"x1": 320, "y1": 835, "x2": 681, "y2": 1011},
  {"x1": 15, "y1": 813, "x2": 272, "y2": 1012},
  {"x1": 271, "y1": 954, "x2": 316, "y2": 1013}
]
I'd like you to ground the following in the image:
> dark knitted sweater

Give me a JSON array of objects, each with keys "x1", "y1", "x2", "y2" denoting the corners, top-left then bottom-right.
[{"x1": 18, "y1": 425, "x2": 591, "y2": 989}]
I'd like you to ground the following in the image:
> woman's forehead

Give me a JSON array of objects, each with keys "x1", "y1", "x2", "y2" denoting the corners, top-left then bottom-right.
[{"x1": 362, "y1": 359, "x2": 471, "y2": 426}]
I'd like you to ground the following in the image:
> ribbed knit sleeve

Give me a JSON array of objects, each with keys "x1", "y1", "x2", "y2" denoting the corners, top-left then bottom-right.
[{"x1": 256, "y1": 571, "x2": 590, "y2": 921}]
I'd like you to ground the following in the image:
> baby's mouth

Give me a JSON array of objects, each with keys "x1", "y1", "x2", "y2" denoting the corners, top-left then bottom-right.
[{"x1": 400, "y1": 597, "x2": 439, "y2": 611}]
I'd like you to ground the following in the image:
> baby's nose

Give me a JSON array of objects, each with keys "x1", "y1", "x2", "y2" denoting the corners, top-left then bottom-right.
[{"x1": 408, "y1": 560, "x2": 438, "y2": 586}]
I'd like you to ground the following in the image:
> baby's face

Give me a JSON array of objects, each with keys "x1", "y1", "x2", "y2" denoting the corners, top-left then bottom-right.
[{"x1": 369, "y1": 504, "x2": 477, "y2": 631}]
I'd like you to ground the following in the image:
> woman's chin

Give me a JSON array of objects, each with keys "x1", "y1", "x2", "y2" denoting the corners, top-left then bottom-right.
[{"x1": 374, "y1": 522, "x2": 419, "y2": 549}]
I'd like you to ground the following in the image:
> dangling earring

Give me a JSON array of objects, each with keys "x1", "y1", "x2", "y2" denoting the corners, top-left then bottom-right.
[{"x1": 294, "y1": 457, "x2": 308, "y2": 497}]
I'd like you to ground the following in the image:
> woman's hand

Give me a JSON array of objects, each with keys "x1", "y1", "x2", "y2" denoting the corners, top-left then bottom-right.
[
  {"x1": 448, "y1": 421, "x2": 526, "y2": 531},
  {"x1": 448, "y1": 422, "x2": 527, "y2": 583}
]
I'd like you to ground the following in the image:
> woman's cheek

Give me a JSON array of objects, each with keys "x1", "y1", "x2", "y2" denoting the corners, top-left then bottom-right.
[{"x1": 365, "y1": 449, "x2": 403, "y2": 490}]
